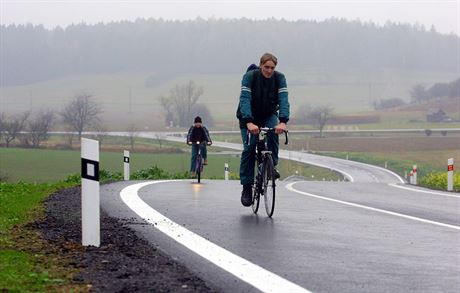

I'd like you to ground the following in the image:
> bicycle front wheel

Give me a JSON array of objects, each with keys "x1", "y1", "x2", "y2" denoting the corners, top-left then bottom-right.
[
  {"x1": 196, "y1": 155, "x2": 202, "y2": 183},
  {"x1": 251, "y1": 185, "x2": 260, "y2": 214},
  {"x1": 262, "y1": 155, "x2": 276, "y2": 217}
]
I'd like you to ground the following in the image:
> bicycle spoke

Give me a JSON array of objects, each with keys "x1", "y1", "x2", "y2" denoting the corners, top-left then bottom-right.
[{"x1": 263, "y1": 155, "x2": 276, "y2": 217}]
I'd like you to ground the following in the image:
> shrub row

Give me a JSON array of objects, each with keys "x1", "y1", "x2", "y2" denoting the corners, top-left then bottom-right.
[
  {"x1": 64, "y1": 165, "x2": 190, "y2": 184},
  {"x1": 419, "y1": 172, "x2": 459, "y2": 192}
]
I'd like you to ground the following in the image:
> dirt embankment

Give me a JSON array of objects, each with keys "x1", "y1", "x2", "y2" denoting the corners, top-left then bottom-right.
[{"x1": 36, "y1": 186, "x2": 219, "y2": 292}]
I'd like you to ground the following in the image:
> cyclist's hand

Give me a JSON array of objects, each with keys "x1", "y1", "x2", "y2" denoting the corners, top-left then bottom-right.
[
  {"x1": 187, "y1": 142, "x2": 192, "y2": 145},
  {"x1": 207, "y1": 142, "x2": 212, "y2": 146},
  {"x1": 247, "y1": 122, "x2": 259, "y2": 134},
  {"x1": 275, "y1": 122, "x2": 287, "y2": 134}
]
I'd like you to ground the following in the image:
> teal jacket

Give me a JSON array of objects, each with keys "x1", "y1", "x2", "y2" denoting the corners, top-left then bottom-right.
[{"x1": 237, "y1": 69, "x2": 290, "y2": 128}]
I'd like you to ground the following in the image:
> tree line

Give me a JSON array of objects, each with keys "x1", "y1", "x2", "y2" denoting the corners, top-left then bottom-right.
[
  {"x1": 0, "y1": 80, "x2": 214, "y2": 147},
  {"x1": 0, "y1": 93, "x2": 102, "y2": 148},
  {"x1": 1, "y1": 18, "x2": 458, "y2": 86},
  {"x1": 409, "y1": 78, "x2": 460, "y2": 104}
]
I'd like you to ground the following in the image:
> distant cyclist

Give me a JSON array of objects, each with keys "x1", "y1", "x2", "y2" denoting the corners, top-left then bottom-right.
[
  {"x1": 236, "y1": 53, "x2": 290, "y2": 206},
  {"x1": 186, "y1": 116, "x2": 212, "y2": 178}
]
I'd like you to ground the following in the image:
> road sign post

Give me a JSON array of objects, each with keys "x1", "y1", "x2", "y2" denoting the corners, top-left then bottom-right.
[
  {"x1": 81, "y1": 138, "x2": 100, "y2": 247},
  {"x1": 447, "y1": 158, "x2": 454, "y2": 191},
  {"x1": 124, "y1": 150, "x2": 130, "y2": 181},
  {"x1": 224, "y1": 163, "x2": 229, "y2": 180}
]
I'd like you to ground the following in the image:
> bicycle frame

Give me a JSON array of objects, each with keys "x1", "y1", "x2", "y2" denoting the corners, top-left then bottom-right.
[
  {"x1": 193, "y1": 141, "x2": 205, "y2": 183},
  {"x1": 246, "y1": 127, "x2": 288, "y2": 216}
]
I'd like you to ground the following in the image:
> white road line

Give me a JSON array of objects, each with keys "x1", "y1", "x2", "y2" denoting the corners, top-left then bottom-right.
[
  {"x1": 286, "y1": 182, "x2": 460, "y2": 231},
  {"x1": 388, "y1": 183, "x2": 460, "y2": 198},
  {"x1": 120, "y1": 181, "x2": 312, "y2": 293}
]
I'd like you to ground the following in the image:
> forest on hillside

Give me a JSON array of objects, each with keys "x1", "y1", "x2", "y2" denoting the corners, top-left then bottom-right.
[{"x1": 1, "y1": 18, "x2": 458, "y2": 86}]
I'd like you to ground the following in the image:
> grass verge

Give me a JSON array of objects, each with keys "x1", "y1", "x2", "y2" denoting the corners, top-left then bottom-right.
[{"x1": 0, "y1": 181, "x2": 90, "y2": 292}]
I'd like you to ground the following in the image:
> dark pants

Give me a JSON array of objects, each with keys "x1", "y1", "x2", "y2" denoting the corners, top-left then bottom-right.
[
  {"x1": 239, "y1": 114, "x2": 279, "y2": 186},
  {"x1": 190, "y1": 143, "x2": 207, "y2": 171}
]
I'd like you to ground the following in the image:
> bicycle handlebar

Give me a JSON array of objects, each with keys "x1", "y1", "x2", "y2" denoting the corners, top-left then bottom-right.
[
  {"x1": 246, "y1": 127, "x2": 289, "y2": 145},
  {"x1": 188, "y1": 141, "x2": 211, "y2": 145}
]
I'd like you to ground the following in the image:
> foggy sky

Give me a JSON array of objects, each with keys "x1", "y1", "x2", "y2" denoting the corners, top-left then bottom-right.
[{"x1": 1, "y1": 0, "x2": 459, "y2": 36}]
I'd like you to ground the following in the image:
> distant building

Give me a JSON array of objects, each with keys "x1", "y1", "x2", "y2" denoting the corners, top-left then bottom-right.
[{"x1": 426, "y1": 108, "x2": 449, "y2": 122}]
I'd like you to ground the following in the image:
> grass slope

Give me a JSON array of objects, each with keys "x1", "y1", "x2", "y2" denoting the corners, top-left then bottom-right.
[{"x1": 0, "y1": 182, "x2": 87, "y2": 292}]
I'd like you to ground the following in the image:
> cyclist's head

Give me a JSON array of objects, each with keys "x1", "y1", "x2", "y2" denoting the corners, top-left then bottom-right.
[
  {"x1": 259, "y1": 53, "x2": 277, "y2": 78},
  {"x1": 259, "y1": 53, "x2": 277, "y2": 66},
  {"x1": 194, "y1": 116, "x2": 202, "y2": 124}
]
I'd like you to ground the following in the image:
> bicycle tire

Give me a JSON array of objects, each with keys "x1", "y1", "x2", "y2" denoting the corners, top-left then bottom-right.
[
  {"x1": 262, "y1": 155, "x2": 276, "y2": 217},
  {"x1": 251, "y1": 184, "x2": 260, "y2": 214},
  {"x1": 196, "y1": 154, "x2": 202, "y2": 183}
]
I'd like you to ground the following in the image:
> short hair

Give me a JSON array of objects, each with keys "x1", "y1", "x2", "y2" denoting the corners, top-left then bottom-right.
[{"x1": 259, "y1": 53, "x2": 278, "y2": 66}]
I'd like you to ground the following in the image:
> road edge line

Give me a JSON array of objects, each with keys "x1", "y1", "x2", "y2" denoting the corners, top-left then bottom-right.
[{"x1": 120, "y1": 180, "x2": 312, "y2": 293}]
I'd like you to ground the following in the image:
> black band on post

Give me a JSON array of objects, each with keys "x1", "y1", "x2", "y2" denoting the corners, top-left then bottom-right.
[
  {"x1": 124, "y1": 156, "x2": 130, "y2": 163},
  {"x1": 81, "y1": 158, "x2": 100, "y2": 181}
]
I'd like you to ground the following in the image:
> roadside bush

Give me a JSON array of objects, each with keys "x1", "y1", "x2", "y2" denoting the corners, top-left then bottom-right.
[
  {"x1": 131, "y1": 165, "x2": 189, "y2": 180},
  {"x1": 419, "y1": 172, "x2": 459, "y2": 192},
  {"x1": 64, "y1": 169, "x2": 123, "y2": 184},
  {"x1": 64, "y1": 166, "x2": 189, "y2": 184}
]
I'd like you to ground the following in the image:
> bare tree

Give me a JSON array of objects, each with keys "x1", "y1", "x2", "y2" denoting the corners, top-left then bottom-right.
[
  {"x1": 160, "y1": 96, "x2": 175, "y2": 127},
  {"x1": 2, "y1": 112, "x2": 30, "y2": 147},
  {"x1": 0, "y1": 112, "x2": 5, "y2": 142},
  {"x1": 410, "y1": 84, "x2": 427, "y2": 104},
  {"x1": 93, "y1": 123, "x2": 108, "y2": 146},
  {"x1": 154, "y1": 133, "x2": 163, "y2": 149},
  {"x1": 64, "y1": 130, "x2": 76, "y2": 148},
  {"x1": 60, "y1": 93, "x2": 102, "y2": 142},
  {"x1": 22, "y1": 109, "x2": 55, "y2": 148},
  {"x1": 309, "y1": 106, "x2": 334, "y2": 138},
  {"x1": 126, "y1": 124, "x2": 139, "y2": 150},
  {"x1": 161, "y1": 81, "x2": 203, "y2": 127}
]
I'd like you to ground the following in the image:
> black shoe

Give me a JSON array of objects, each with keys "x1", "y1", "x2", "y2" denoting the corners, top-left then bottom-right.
[
  {"x1": 274, "y1": 169, "x2": 280, "y2": 180},
  {"x1": 241, "y1": 184, "x2": 253, "y2": 207}
]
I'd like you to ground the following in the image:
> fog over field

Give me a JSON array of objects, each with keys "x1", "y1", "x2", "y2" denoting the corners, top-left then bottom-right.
[{"x1": 1, "y1": 1, "x2": 459, "y2": 130}]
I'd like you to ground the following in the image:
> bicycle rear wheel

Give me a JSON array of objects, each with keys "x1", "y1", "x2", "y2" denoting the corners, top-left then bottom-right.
[
  {"x1": 262, "y1": 155, "x2": 276, "y2": 217},
  {"x1": 251, "y1": 185, "x2": 260, "y2": 214}
]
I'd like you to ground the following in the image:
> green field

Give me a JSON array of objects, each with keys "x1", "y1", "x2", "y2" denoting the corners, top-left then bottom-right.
[
  {"x1": 0, "y1": 147, "x2": 340, "y2": 183},
  {"x1": 1, "y1": 69, "x2": 458, "y2": 130}
]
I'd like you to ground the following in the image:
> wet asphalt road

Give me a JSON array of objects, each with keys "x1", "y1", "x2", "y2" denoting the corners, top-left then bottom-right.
[
  {"x1": 97, "y1": 133, "x2": 459, "y2": 292},
  {"x1": 101, "y1": 178, "x2": 460, "y2": 293}
]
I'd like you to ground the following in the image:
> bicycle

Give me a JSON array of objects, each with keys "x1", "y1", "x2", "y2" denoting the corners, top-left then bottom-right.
[
  {"x1": 188, "y1": 141, "x2": 208, "y2": 183},
  {"x1": 247, "y1": 127, "x2": 288, "y2": 217}
]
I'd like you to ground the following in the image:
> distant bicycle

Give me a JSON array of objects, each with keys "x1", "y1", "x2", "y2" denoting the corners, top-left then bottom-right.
[{"x1": 247, "y1": 127, "x2": 288, "y2": 217}]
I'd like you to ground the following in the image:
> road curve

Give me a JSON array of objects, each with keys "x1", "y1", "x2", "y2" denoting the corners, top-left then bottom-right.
[
  {"x1": 97, "y1": 132, "x2": 459, "y2": 293},
  {"x1": 101, "y1": 179, "x2": 460, "y2": 293},
  {"x1": 133, "y1": 131, "x2": 405, "y2": 183}
]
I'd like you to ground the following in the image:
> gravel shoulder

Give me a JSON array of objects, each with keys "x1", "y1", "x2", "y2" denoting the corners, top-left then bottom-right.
[{"x1": 37, "y1": 185, "x2": 219, "y2": 292}]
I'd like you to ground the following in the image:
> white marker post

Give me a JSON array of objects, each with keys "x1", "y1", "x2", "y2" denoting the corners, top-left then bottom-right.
[
  {"x1": 409, "y1": 171, "x2": 414, "y2": 185},
  {"x1": 413, "y1": 165, "x2": 417, "y2": 185},
  {"x1": 224, "y1": 163, "x2": 229, "y2": 181},
  {"x1": 81, "y1": 138, "x2": 100, "y2": 247},
  {"x1": 124, "y1": 150, "x2": 130, "y2": 181},
  {"x1": 447, "y1": 158, "x2": 454, "y2": 191}
]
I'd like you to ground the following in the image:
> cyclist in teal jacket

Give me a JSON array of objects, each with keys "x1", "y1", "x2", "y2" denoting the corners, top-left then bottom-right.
[{"x1": 236, "y1": 53, "x2": 290, "y2": 206}]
